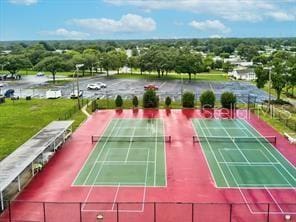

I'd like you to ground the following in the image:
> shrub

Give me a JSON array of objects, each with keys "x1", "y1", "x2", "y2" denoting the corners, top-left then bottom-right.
[
  {"x1": 115, "y1": 95, "x2": 123, "y2": 108},
  {"x1": 182, "y1": 92, "x2": 195, "y2": 108},
  {"x1": 165, "y1": 96, "x2": 172, "y2": 108},
  {"x1": 132, "y1": 96, "x2": 139, "y2": 107},
  {"x1": 200, "y1": 90, "x2": 215, "y2": 108},
  {"x1": 221, "y1": 92, "x2": 237, "y2": 109},
  {"x1": 143, "y1": 89, "x2": 159, "y2": 108}
]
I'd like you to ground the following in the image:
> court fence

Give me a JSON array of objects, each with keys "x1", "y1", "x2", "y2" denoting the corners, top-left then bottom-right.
[
  {"x1": 1, "y1": 201, "x2": 295, "y2": 222},
  {"x1": 260, "y1": 103, "x2": 296, "y2": 132}
]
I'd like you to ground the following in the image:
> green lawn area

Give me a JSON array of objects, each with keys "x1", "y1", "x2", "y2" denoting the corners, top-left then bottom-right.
[
  {"x1": 111, "y1": 70, "x2": 228, "y2": 81},
  {"x1": 0, "y1": 99, "x2": 86, "y2": 160},
  {"x1": 253, "y1": 108, "x2": 296, "y2": 135}
]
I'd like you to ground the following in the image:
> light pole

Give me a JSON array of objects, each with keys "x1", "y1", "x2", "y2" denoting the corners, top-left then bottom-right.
[{"x1": 75, "y1": 64, "x2": 84, "y2": 109}]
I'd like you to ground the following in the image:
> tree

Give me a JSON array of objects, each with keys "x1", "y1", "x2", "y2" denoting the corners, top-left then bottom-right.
[
  {"x1": 165, "y1": 96, "x2": 172, "y2": 108},
  {"x1": 143, "y1": 89, "x2": 159, "y2": 108},
  {"x1": 100, "y1": 52, "x2": 113, "y2": 76},
  {"x1": 35, "y1": 56, "x2": 72, "y2": 83},
  {"x1": 115, "y1": 95, "x2": 123, "y2": 108},
  {"x1": 221, "y1": 92, "x2": 237, "y2": 109},
  {"x1": 255, "y1": 65, "x2": 269, "y2": 88},
  {"x1": 182, "y1": 92, "x2": 195, "y2": 108},
  {"x1": 175, "y1": 51, "x2": 202, "y2": 81},
  {"x1": 222, "y1": 61, "x2": 233, "y2": 73},
  {"x1": 271, "y1": 61, "x2": 287, "y2": 101},
  {"x1": 127, "y1": 56, "x2": 139, "y2": 74},
  {"x1": 83, "y1": 49, "x2": 98, "y2": 75},
  {"x1": 5, "y1": 55, "x2": 32, "y2": 76},
  {"x1": 199, "y1": 90, "x2": 215, "y2": 108},
  {"x1": 132, "y1": 96, "x2": 139, "y2": 107}
]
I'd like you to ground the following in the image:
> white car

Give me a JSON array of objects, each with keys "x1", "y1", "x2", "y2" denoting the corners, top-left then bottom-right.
[
  {"x1": 0, "y1": 83, "x2": 4, "y2": 87},
  {"x1": 46, "y1": 89, "x2": 62, "y2": 99},
  {"x1": 97, "y1": 82, "x2": 107, "y2": 88},
  {"x1": 87, "y1": 83, "x2": 101, "y2": 90},
  {"x1": 70, "y1": 90, "x2": 83, "y2": 99},
  {"x1": 36, "y1": 72, "x2": 45, "y2": 77}
]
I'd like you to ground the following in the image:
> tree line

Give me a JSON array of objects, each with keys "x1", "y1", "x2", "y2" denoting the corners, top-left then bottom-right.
[
  {"x1": 0, "y1": 42, "x2": 235, "y2": 82},
  {"x1": 254, "y1": 50, "x2": 296, "y2": 101}
]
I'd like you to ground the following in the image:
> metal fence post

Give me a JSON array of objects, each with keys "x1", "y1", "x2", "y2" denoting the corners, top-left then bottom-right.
[
  {"x1": 8, "y1": 201, "x2": 12, "y2": 222},
  {"x1": 43, "y1": 202, "x2": 46, "y2": 222},
  {"x1": 267, "y1": 203, "x2": 270, "y2": 222},
  {"x1": 79, "y1": 202, "x2": 82, "y2": 222},
  {"x1": 229, "y1": 204, "x2": 232, "y2": 222},
  {"x1": 116, "y1": 203, "x2": 119, "y2": 222},
  {"x1": 191, "y1": 203, "x2": 194, "y2": 222},
  {"x1": 154, "y1": 202, "x2": 156, "y2": 222}
]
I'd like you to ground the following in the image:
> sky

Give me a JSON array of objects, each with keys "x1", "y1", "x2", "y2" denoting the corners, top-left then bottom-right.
[{"x1": 0, "y1": 0, "x2": 296, "y2": 41}]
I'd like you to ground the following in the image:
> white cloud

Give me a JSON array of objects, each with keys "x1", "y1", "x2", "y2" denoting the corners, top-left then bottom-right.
[
  {"x1": 70, "y1": 14, "x2": 156, "y2": 33},
  {"x1": 9, "y1": 0, "x2": 38, "y2": 5},
  {"x1": 104, "y1": 0, "x2": 295, "y2": 22},
  {"x1": 40, "y1": 28, "x2": 90, "y2": 40},
  {"x1": 266, "y1": 11, "x2": 295, "y2": 21},
  {"x1": 210, "y1": 35, "x2": 223, "y2": 39},
  {"x1": 189, "y1": 20, "x2": 231, "y2": 33}
]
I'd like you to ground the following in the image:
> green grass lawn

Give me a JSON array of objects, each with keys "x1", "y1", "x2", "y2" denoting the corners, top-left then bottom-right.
[
  {"x1": 111, "y1": 71, "x2": 228, "y2": 81},
  {"x1": 0, "y1": 99, "x2": 86, "y2": 160},
  {"x1": 253, "y1": 108, "x2": 296, "y2": 135}
]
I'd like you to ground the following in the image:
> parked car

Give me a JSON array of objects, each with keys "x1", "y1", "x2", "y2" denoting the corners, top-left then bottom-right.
[
  {"x1": 0, "y1": 83, "x2": 4, "y2": 87},
  {"x1": 46, "y1": 89, "x2": 62, "y2": 99},
  {"x1": 97, "y1": 82, "x2": 107, "y2": 88},
  {"x1": 87, "y1": 83, "x2": 101, "y2": 90},
  {"x1": 4, "y1": 89, "x2": 15, "y2": 98},
  {"x1": 70, "y1": 90, "x2": 83, "y2": 99},
  {"x1": 0, "y1": 74, "x2": 8, "y2": 81},
  {"x1": 36, "y1": 72, "x2": 45, "y2": 77},
  {"x1": 144, "y1": 84, "x2": 159, "y2": 90}
]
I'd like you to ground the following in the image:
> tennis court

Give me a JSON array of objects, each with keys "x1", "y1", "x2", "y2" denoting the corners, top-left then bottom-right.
[
  {"x1": 192, "y1": 119, "x2": 296, "y2": 189},
  {"x1": 73, "y1": 118, "x2": 167, "y2": 187}
]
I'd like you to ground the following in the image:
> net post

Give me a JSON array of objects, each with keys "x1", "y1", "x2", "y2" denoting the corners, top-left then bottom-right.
[
  {"x1": 191, "y1": 203, "x2": 194, "y2": 222},
  {"x1": 267, "y1": 203, "x2": 270, "y2": 222},
  {"x1": 43, "y1": 202, "x2": 46, "y2": 222},
  {"x1": 116, "y1": 202, "x2": 119, "y2": 222},
  {"x1": 154, "y1": 202, "x2": 156, "y2": 222},
  {"x1": 229, "y1": 203, "x2": 232, "y2": 222},
  {"x1": 8, "y1": 200, "x2": 12, "y2": 222},
  {"x1": 79, "y1": 202, "x2": 82, "y2": 222}
]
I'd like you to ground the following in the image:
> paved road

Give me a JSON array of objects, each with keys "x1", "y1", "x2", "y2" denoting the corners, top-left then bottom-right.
[{"x1": 0, "y1": 75, "x2": 272, "y2": 103}]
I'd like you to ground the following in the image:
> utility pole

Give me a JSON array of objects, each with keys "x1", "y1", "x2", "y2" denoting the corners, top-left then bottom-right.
[{"x1": 75, "y1": 64, "x2": 84, "y2": 109}]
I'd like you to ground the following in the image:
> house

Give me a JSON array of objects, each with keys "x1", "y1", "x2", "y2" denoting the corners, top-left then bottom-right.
[{"x1": 228, "y1": 68, "x2": 256, "y2": 81}]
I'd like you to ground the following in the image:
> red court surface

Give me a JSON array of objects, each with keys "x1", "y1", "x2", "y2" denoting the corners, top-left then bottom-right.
[{"x1": 1, "y1": 109, "x2": 295, "y2": 222}]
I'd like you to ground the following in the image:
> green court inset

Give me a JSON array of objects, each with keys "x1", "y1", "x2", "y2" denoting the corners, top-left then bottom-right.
[
  {"x1": 192, "y1": 119, "x2": 296, "y2": 188},
  {"x1": 74, "y1": 118, "x2": 166, "y2": 187}
]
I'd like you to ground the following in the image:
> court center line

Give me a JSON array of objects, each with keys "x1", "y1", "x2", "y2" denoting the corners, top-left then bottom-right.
[
  {"x1": 196, "y1": 119, "x2": 230, "y2": 187},
  {"x1": 221, "y1": 126, "x2": 250, "y2": 163},
  {"x1": 237, "y1": 119, "x2": 296, "y2": 183},
  {"x1": 83, "y1": 119, "x2": 120, "y2": 185},
  {"x1": 124, "y1": 126, "x2": 136, "y2": 163}
]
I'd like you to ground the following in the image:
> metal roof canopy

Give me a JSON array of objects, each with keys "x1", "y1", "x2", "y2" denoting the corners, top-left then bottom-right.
[{"x1": 0, "y1": 121, "x2": 73, "y2": 192}]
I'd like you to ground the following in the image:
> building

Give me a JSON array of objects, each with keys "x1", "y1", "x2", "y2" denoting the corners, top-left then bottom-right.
[{"x1": 228, "y1": 68, "x2": 256, "y2": 81}]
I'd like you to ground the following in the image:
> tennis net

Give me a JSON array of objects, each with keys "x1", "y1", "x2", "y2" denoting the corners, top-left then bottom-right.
[
  {"x1": 193, "y1": 136, "x2": 277, "y2": 144},
  {"x1": 92, "y1": 135, "x2": 171, "y2": 143}
]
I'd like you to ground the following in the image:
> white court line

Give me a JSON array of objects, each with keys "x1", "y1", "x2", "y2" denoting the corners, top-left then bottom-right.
[
  {"x1": 83, "y1": 119, "x2": 120, "y2": 185},
  {"x1": 154, "y1": 120, "x2": 158, "y2": 186},
  {"x1": 218, "y1": 162, "x2": 280, "y2": 166},
  {"x1": 71, "y1": 118, "x2": 113, "y2": 187},
  {"x1": 125, "y1": 127, "x2": 136, "y2": 162},
  {"x1": 221, "y1": 125, "x2": 250, "y2": 163},
  {"x1": 237, "y1": 120, "x2": 296, "y2": 183},
  {"x1": 195, "y1": 119, "x2": 230, "y2": 187}
]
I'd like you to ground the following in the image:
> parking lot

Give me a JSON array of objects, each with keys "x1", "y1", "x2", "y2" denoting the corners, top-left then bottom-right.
[{"x1": 0, "y1": 75, "x2": 272, "y2": 103}]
